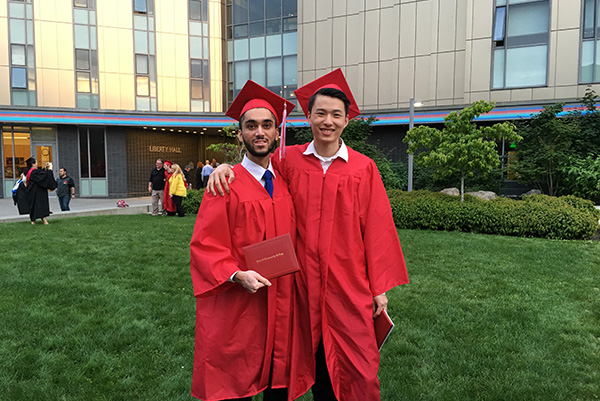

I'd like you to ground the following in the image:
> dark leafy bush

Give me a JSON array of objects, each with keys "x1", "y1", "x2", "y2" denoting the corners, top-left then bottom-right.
[
  {"x1": 388, "y1": 190, "x2": 599, "y2": 240},
  {"x1": 182, "y1": 189, "x2": 205, "y2": 215}
]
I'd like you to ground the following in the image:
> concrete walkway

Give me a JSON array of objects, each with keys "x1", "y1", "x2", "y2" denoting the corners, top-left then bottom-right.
[{"x1": 0, "y1": 196, "x2": 153, "y2": 223}]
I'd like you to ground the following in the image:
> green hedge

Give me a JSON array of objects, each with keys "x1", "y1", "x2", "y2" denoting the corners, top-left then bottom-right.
[
  {"x1": 182, "y1": 189, "x2": 205, "y2": 215},
  {"x1": 183, "y1": 188, "x2": 599, "y2": 240},
  {"x1": 388, "y1": 190, "x2": 600, "y2": 240}
]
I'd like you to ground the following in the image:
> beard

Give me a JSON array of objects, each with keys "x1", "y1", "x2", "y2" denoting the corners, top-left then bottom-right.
[{"x1": 243, "y1": 136, "x2": 277, "y2": 158}]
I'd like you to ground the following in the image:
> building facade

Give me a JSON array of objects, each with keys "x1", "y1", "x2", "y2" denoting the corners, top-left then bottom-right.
[{"x1": 1, "y1": 0, "x2": 598, "y2": 198}]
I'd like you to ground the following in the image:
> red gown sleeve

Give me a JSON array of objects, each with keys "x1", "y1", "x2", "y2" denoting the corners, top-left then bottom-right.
[
  {"x1": 190, "y1": 192, "x2": 240, "y2": 298},
  {"x1": 360, "y1": 161, "x2": 409, "y2": 296}
]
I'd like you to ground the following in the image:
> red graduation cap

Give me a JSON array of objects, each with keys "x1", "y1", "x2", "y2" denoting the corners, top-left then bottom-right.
[
  {"x1": 293, "y1": 68, "x2": 361, "y2": 119},
  {"x1": 226, "y1": 80, "x2": 295, "y2": 126}
]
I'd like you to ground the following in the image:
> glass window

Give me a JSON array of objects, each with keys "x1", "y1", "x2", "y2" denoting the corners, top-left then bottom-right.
[
  {"x1": 282, "y1": 55, "x2": 296, "y2": 85},
  {"x1": 74, "y1": 25, "x2": 90, "y2": 48},
  {"x1": 190, "y1": 0, "x2": 201, "y2": 20},
  {"x1": 191, "y1": 59, "x2": 203, "y2": 78},
  {"x1": 283, "y1": 17, "x2": 297, "y2": 32},
  {"x1": 191, "y1": 79, "x2": 204, "y2": 99},
  {"x1": 250, "y1": 59, "x2": 265, "y2": 86},
  {"x1": 266, "y1": 34, "x2": 282, "y2": 57},
  {"x1": 79, "y1": 128, "x2": 89, "y2": 178},
  {"x1": 203, "y1": 37, "x2": 209, "y2": 58},
  {"x1": 233, "y1": 24, "x2": 249, "y2": 38},
  {"x1": 581, "y1": 40, "x2": 594, "y2": 83},
  {"x1": 282, "y1": 0, "x2": 296, "y2": 16},
  {"x1": 493, "y1": 7, "x2": 506, "y2": 42},
  {"x1": 134, "y1": 15, "x2": 148, "y2": 30},
  {"x1": 492, "y1": 0, "x2": 549, "y2": 89},
  {"x1": 249, "y1": 36, "x2": 265, "y2": 58},
  {"x1": 282, "y1": 32, "x2": 296, "y2": 56},
  {"x1": 136, "y1": 54, "x2": 149, "y2": 74},
  {"x1": 136, "y1": 76, "x2": 149, "y2": 96},
  {"x1": 189, "y1": 21, "x2": 203, "y2": 36},
  {"x1": 506, "y1": 2, "x2": 549, "y2": 46},
  {"x1": 11, "y1": 67, "x2": 27, "y2": 89},
  {"x1": 134, "y1": 30, "x2": 149, "y2": 53},
  {"x1": 11, "y1": 44, "x2": 26, "y2": 66},
  {"x1": 9, "y1": 2, "x2": 25, "y2": 18},
  {"x1": 583, "y1": 0, "x2": 595, "y2": 39},
  {"x1": 74, "y1": 0, "x2": 88, "y2": 7},
  {"x1": 233, "y1": 0, "x2": 248, "y2": 24},
  {"x1": 249, "y1": 21, "x2": 265, "y2": 36},
  {"x1": 505, "y1": 45, "x2": 547, "y2": 87},
  {"x1": 266, "y1": 19, "x2": 281, "y2": 34},
  {"x1": 10, "y1": 19, "x2": 26, "y2": 44},
  {"x1": 12, "y1": 90, "x2": 28, "y2": 106},
  {"x1": 234, "y1": 38, "x2": 249, "y2": 60},
  {"x1": 74, "y1": 9, "x2": 89, "y2": 24},
  {"x1": 76, "y1": 71, "x2": 91, "y2": 92},
  {"x1": 136, "y1": 97, "x2": 150, "y2": 111},
  {"x1": 89, "y1": 128, "x2": 106, "y2": 178},
  {"x1": 134, "y1": 0, "x2": 147, "y2": 13},
  {"x1": 249, "y1": 0, "x2": 264, "y2": 21},
  {"x1": 190, "y1": 36, "x2": 202, "y2": 58},
  {"x1": 266, "y1": 0, "x2": 281, "y2": 19},
  {"x1": 76, "y1": 49, "x2": 90, "y2": 70},
  {"x1": 492, "y1": 48, "x2": 505, "y2": 89},
  {"x1": 77, "y1": 93, "x2": 91, "y2": 109},
  {"x1": 266, "y1": 57, "x2": 281, "y2": 87},
  {"x1": 234, "y1": 61, "x2": 249, "y2": 89}
]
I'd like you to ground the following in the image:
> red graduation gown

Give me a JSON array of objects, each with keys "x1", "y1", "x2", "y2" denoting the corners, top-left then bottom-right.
[
  {"x1": 189, "y1": 165, "x2": 313, "y2": 401},
  {"x1": 272, "y1": 144, "x2": 409, "y2": 401},
  {"x1": 163, "y1": 171, "x2": 176, "y2": 212}
]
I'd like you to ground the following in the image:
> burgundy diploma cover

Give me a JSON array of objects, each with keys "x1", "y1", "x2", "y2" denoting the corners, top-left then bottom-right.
[
  {"x1": 374, "y1": 310, "x2": 394, "y2": 351},
  {"x1": 242, "y1": 233, "x2": 300, "y2": 280}
]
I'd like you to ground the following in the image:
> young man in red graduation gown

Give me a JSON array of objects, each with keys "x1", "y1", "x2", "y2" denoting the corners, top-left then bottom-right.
[
  {"x1": 189, "y1": 81, "x2": 313, "y2": 401},
  {"x1": 209, "y1": 69, "x2": 409, "y2": 401}
]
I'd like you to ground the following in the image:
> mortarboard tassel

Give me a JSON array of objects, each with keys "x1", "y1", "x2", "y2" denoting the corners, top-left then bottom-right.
[{"x1": 280, "y1": 102, "x2": 287, "y2": 161}]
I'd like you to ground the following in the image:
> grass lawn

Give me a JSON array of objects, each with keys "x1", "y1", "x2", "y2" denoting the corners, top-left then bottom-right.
[{"x1": 0, "y1": 215, "x2": 598, "y2": 401}]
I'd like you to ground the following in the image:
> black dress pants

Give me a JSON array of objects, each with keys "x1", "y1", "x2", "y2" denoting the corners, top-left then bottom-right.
[
  {"x1": 311, "y1": 339, "x2": 338, "y2": 401},
  {"x1": 172, "y1": 195, "x2": 185, "y2": 217}
]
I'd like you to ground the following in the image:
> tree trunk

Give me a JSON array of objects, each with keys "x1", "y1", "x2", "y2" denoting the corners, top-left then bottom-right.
[{"x1": 460, "y1": 175, "x2": 465, "y2": 202}]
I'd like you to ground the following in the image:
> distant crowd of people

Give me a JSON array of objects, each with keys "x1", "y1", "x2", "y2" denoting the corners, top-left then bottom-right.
[{"x1": 148, "y1": 157, "x2": 221, "y2": 217}]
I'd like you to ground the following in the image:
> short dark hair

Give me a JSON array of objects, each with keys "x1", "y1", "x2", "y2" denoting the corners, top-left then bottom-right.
[
  {"x1": 308, "y1": 88, "x2": 350, "y2": 116},
  {"x1": 26, "y1": 157, "x2": 36, "y2": 168},
  {"x1": 60, "y1": 167, "x2": 67, "y2": 173}
]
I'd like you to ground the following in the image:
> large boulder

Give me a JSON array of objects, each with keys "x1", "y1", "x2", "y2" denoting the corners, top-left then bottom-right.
[
  {"x1": 522, "y1": 189, "x2": 542, "y2": 197},
  {"x1": 440, "y1": 187, "x2": 460, "y2": 196},
  {"x1": 465, "y1": 190, "x2": 497, "y2": 201}
]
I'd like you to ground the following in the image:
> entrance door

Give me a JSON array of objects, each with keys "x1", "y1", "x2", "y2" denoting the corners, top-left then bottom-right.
[{"x1": 32, "y1": 143, "x2": 58, "y2": 197}]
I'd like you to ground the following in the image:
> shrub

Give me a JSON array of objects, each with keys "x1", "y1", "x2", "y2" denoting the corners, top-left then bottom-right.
[
  {"x1": 182, "y1": 189, "x2": 205, "y2": 215},
  {"x1": 387, "y1": 190, "x2": 599, "y2": 240}
]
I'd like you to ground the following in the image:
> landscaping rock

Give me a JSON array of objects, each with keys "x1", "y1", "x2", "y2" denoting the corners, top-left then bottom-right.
[
  {"x1": 522, "y1": 189, "x2": 542, "y2": 197},
  {"x1": 440, "y1": 187, "x2": 460, "y2": 196},
  {"x1": 466, "y1": 191, "x2": 497, "y2": 201}
]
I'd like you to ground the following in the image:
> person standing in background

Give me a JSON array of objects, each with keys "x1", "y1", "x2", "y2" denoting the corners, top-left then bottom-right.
[
  {"x1": 56, "y1": 167, "x2": 75, "y2": 211},
  {"x1": 148, "y1": 159, "x2": 166, "y2": 216},
  {"x1": 201, "y1": 160, "x2": 213, "y2": 189},
  {"x1": 169, "y1": 163, "x2": 187, "y2": 217}
]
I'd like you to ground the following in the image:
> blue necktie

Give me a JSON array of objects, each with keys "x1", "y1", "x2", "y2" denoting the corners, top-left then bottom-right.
[{"x1": 262, "y1": 170, "x2": 273, "y2": 198}]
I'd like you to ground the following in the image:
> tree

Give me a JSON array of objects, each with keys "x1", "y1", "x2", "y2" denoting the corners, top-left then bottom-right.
[
  {"x1": 512, "y1": 104, "x2": 578, "y2": 196},
  {"x1": 206, "y1": 124, "x2": 245, "y2": 165},
  {"x1": 403, "y1": 100, "x2": 521, "y2": 201},
  {"x1": 294, "y1": 116, "x2": 402, "y2": 189}
]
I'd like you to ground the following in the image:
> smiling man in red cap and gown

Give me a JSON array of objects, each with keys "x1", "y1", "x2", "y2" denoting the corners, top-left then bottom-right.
[
  {"x1": 208, "y1": 69, "x2": 409, "y2": 401},
  {"x1": 189, "y1": 80, "x2": 313, "y2": 401}
]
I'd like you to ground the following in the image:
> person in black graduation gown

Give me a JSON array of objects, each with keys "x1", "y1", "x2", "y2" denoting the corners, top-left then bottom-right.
[{"x1": 24, "y1": 157, "x2": 57, "y2": 225}]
